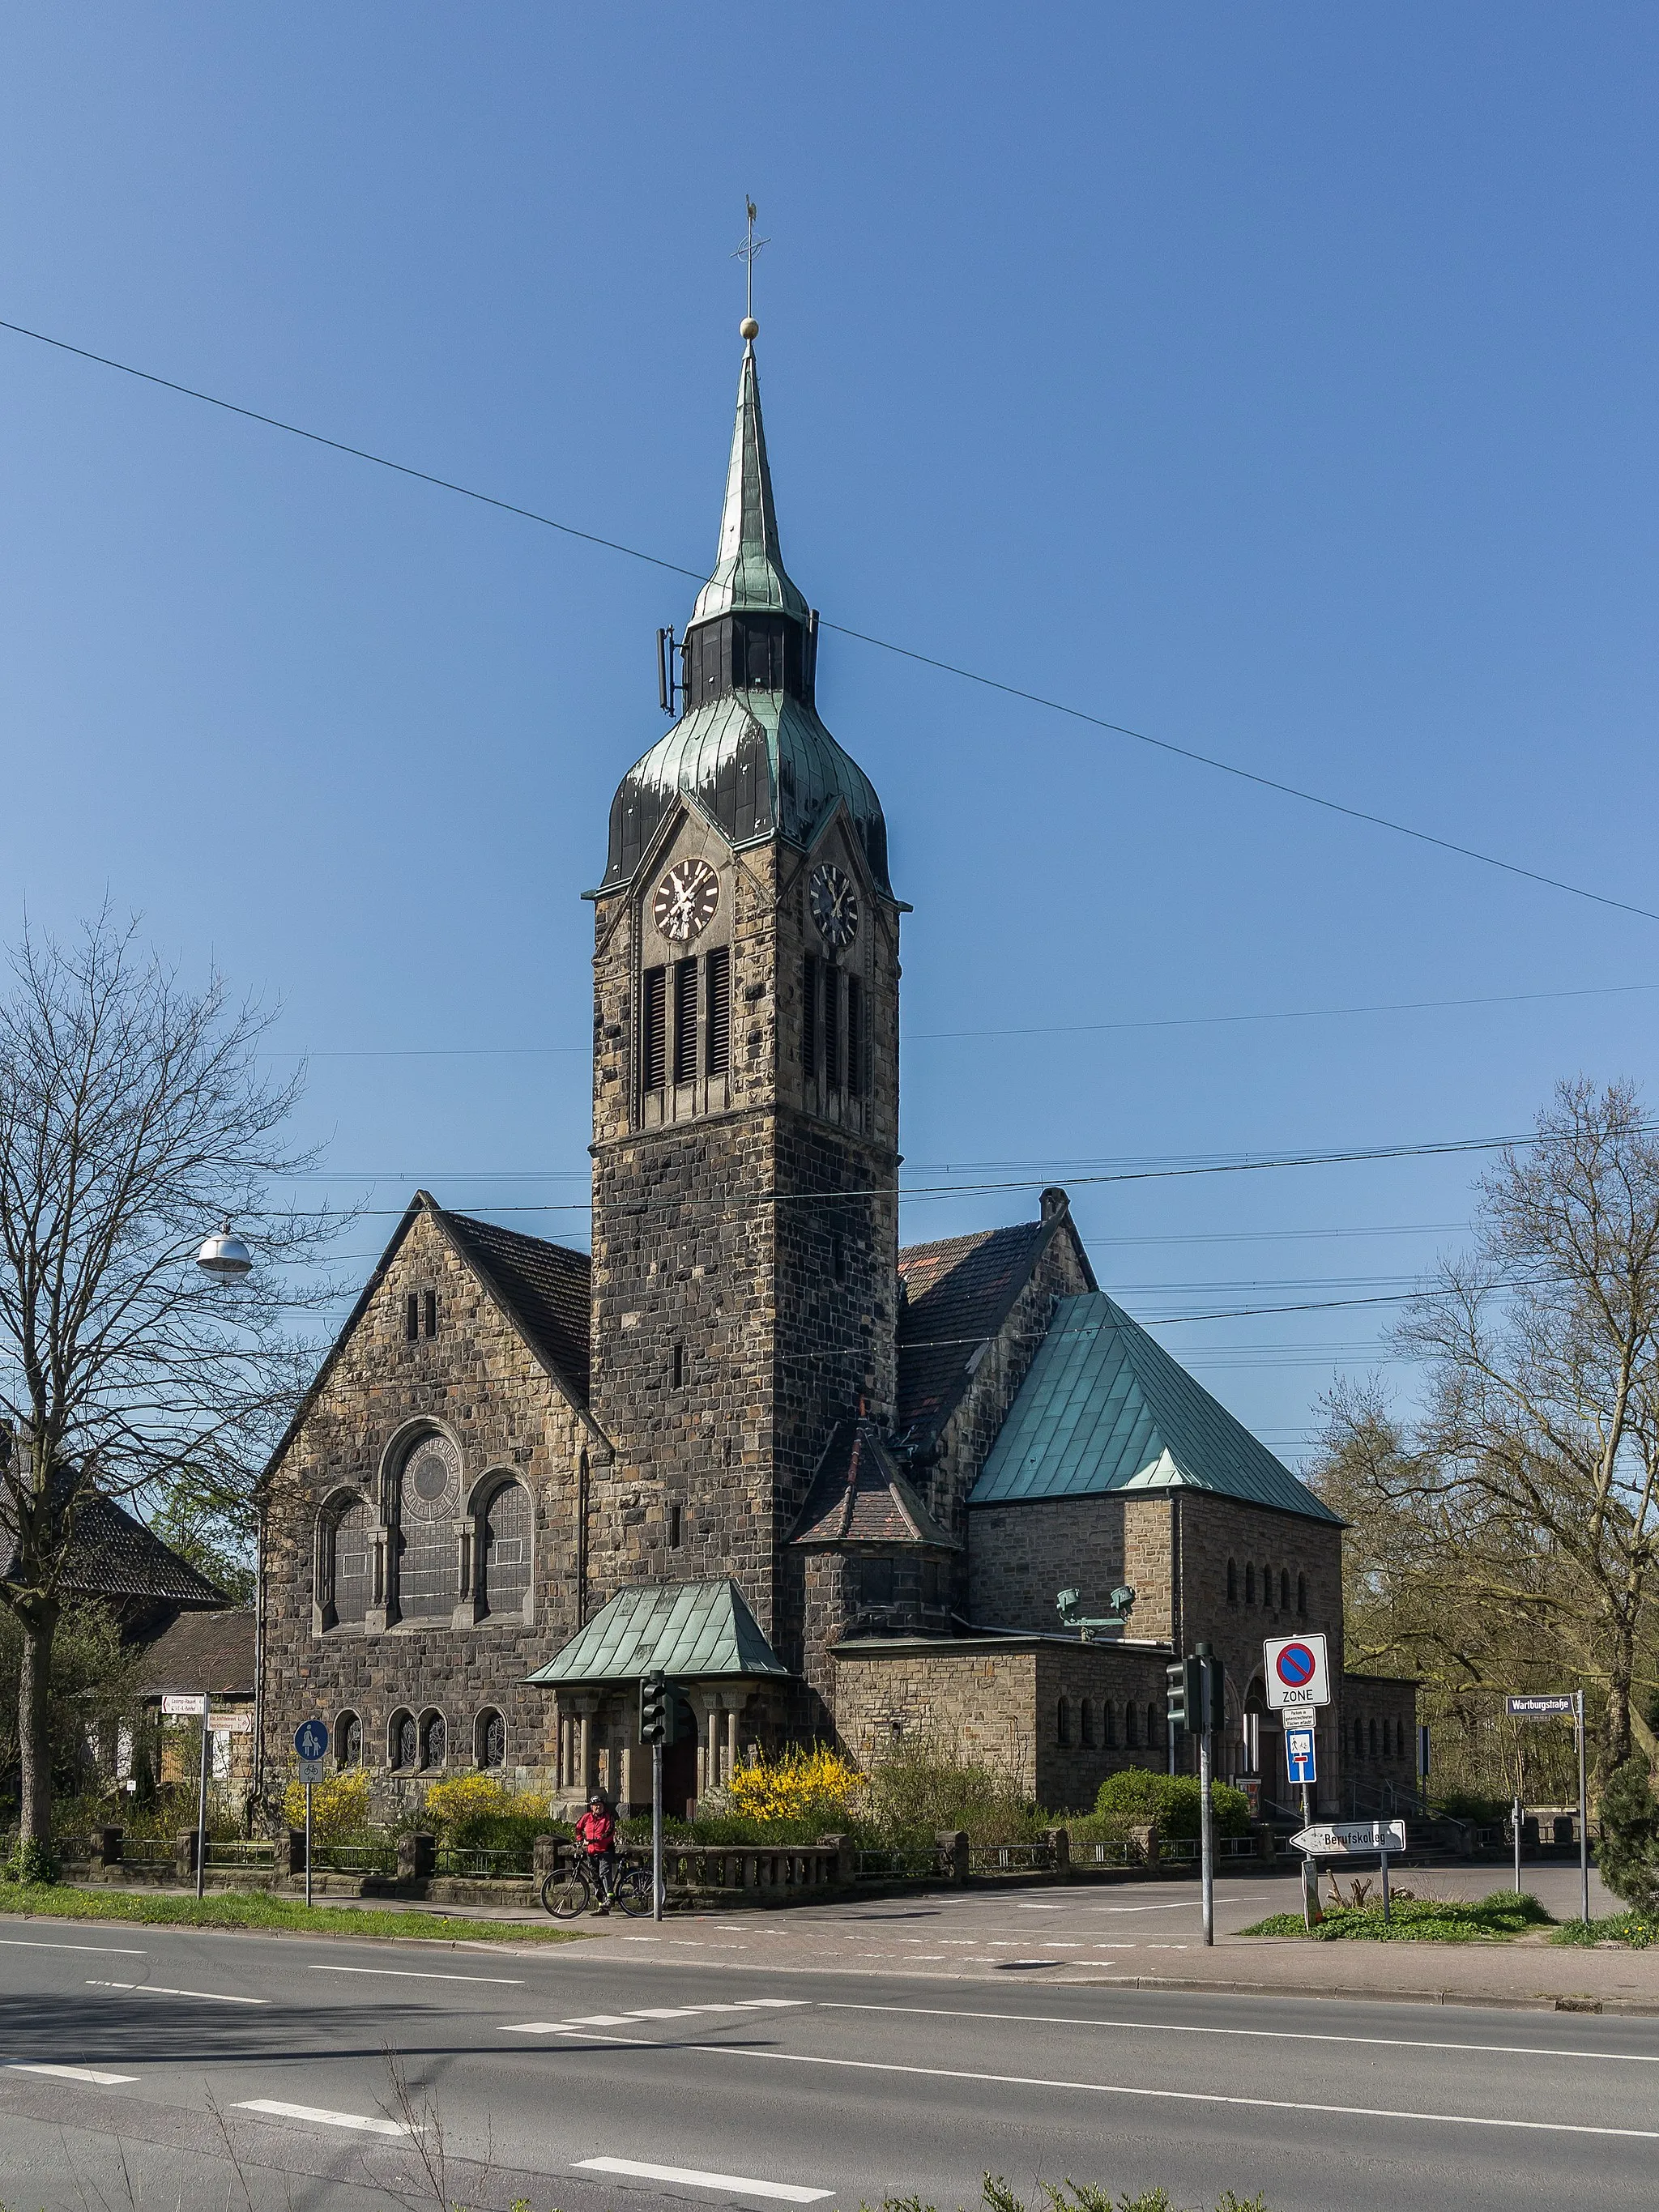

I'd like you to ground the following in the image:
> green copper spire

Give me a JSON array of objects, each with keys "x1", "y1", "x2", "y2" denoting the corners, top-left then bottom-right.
[{"x1": 689, "y1": 335, "x2": 810, "y2": 629}]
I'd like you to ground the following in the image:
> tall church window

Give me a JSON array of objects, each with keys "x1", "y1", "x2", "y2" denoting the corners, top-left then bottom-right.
[
  {"x1": 802, "y1": 956, "x2": 819, "y2": 1076},
  {"x1": 673, "y1": 958, "x2": 698, "y2": 1084},
  {"x1": 331, "y1": 1497, "x2": 373, "y2": 1627},
  {"x1": 642, "y1": 966, "x2": 667, "y2": 1095},
  {"x1": 1102, "y1": 1701, "x2": 1116, "y2": 1747},
  {"x1": 476, "y1": 1709, "x2": 506, "y2": 1769},
  {"x1": 390, "y1": 1710, "x2": 417, "y2": 1771},
  {"x1": 395, "y1": 1434, "x2": 461, "y2": 1622},
  {"x1": 424, "y1": 1289, "x2": 437, "y2": 1338},
  {"x1": 1227, "y1": 1559, "x2": 1238, "y2": 1603},
  {"x1": 479, "y1": 1480, "x2": 531, "y2": 1619},
  {"x1": 1080, "y1": 1698, "x2": 1094, "y2": 1747},
  {"x1": 1056, "y1": 1697, "x2": 1071, "y2": 1747},
  {"x1": 336, "y1": 1711, "x2": 362, "y2": 1768},
  {"x1": 1262, "y1": 1562, "x2": 1272, "y2": 1610},
  {"x1": 860, "y1": 1557, "x2": 893, "y2": 1607},
  {"x1": 823, "y1": 967, "x2": 841, "y2": 1089},
  {"x1": 1244, "y1": 1563, "x2": 1255, "y2": 1605},
  {"x1": 1124, "y1": 1703, "x2": 1139, "y2": 1749},
  {"x1": 1298, "y1": 1572, "x2": 1307, "y2": 1615},
  {"x1": 1281, "y1": 1569, "x2": 1290, "y2": 1610},
  {"x1": 706, "y1": 946, "x2": 731, "y2": 1076},
  {"x1": 847, "y1": 975, "x2": 865, "y2": 1096},
  {"x1": 420, "y1": 1711, "x2": 446, "y2": 1768},
  {"x1": 1146, "y1": 1703, "x2": 1159, "y2": 1748}
]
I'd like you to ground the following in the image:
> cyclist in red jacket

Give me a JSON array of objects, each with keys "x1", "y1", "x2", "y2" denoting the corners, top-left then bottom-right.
[{"x1": 574, "y1": 1792, "x2": 617, "y2": 1913}]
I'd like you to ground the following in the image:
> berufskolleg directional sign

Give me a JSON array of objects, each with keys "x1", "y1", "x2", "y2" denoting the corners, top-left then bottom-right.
[{"x1": 1292, "y1": 1819, "x2": 1406, "y2": 1856}]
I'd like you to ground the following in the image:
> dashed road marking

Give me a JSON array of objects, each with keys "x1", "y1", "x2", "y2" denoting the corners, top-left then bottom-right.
[
  {"x1": 236, "y1": 2099, "x2": 414, "y2": 2136},
  {"x1": 575, "y1": 2154, "x2": 830, "y2": 2202},
  {"x1": 307, "y1": 1964, "x2": 523, "y2": 1984},
  {"x1": 0, "y1": 1939, "x2": 147, "y2": 1955},
  {"x1": 503, "y1": 1998, "x2": 808, "y2": 2036},
  {"x1": 8, "y1": 2063, "x2": 138, "y2": 2085},
  {"x1": 87, "y1": 1980, "x2": 267, "y2": 2005}
]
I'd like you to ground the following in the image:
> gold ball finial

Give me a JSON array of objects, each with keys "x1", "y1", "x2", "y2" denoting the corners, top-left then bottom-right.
[{"x1": 740, "y1": 316, "x2": 759, "y2": 341}]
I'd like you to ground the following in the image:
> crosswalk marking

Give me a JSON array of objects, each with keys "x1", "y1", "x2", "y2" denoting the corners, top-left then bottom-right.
[
  {"x1": 235, "y1": 2099, "x2": 414, "y2": 2137},
  {"x1": 575, "y1": 2154, "x2": 831, "y2": 2202},
  {"x1": 7, "y1": 2063, "x2": 138, "y2": 2086},
  {"x1": 502, "y1": 1998, "x2": 808, "y2": 2037}
]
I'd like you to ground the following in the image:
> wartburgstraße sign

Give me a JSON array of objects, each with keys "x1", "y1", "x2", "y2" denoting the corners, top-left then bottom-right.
[{"x1": 1505, "y1": 1694, "x2": 1576, "y2": 1718}]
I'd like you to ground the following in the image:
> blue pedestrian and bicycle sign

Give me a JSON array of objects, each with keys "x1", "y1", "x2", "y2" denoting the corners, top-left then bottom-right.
[
  {"x1": 294, "y1": 1719, "x2": 329, "y2": 1762},
  {"x1": 1286, "y1": 1726, "x2": 1317, "y2": 1784}
]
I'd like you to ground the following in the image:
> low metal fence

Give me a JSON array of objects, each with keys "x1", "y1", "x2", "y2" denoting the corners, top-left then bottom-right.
[
  {"x1": 203, "y1": 1840, "x2": 275, "y2": 1868},
  {"x1": 969, "y1": 1842, "x2": 1055, "y2": 1876},
  {"x1": 853, "y1": 1845, "x2": 944, "y2": 1882},
  {"x1": 310, "y1": 1839, "x2": 399, "y2": 1877},
  {"x1": 434, "y1": 1845, "x2": 534, "y2": 1879}
]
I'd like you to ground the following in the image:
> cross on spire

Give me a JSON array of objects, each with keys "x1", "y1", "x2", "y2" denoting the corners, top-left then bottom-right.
[{"x1": 731, "y1": 196, "x2": 769, "y2": 335}]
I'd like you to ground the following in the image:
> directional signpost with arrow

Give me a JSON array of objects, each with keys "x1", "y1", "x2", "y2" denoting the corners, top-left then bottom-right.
[{"x1": 1292, "y1": 1818, "x2": 1408, "y2": 1925}]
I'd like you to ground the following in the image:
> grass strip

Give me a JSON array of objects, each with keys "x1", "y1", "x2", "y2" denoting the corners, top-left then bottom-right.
[
  {"x1": 1550, "y1": 1911, "x2": 1656, "y2": 1950},
  {"x1": 1238, "y1": 1889, "x2": 1555, "y2": 1942},
  {"x1": 0, "y1": 1878, "x2": 582, "y2": 1943}
]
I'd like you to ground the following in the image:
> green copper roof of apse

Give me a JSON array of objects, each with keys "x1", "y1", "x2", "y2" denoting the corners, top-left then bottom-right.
[
  {"x1": 523, "y1": 1579, "x2": 790, "y2": 1686},
  {"x1": 689, "y1": 342, "x2": 810, "y2": 629},
  {"x1": 970, "y1": 1293, "x2": 1342, "y2": 1524}
]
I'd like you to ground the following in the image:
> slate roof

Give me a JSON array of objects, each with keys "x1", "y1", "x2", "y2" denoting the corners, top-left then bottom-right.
[
  {"x1": 1, "y1": 1485, "x2": 229, "y2": 1609},
  {"x1": 970, "y1": 1292, "x2": 1341, "y2": 1525},
  {"x1": 525, "y1": 1579, "x2": 789, "y2": 1686},
  {"x1": 438, "y1": 1208, "x2": 591, "y2": 1403},
  {"x1": 897, "y1": 1208, "x2": 1095, "y2": 1445},
  {"x1": 790, "y1": 1417, "x2": 958, "y2": 1549},
  {"x1": 138, "y1": 1609, "x2": 256, "y2": 1698}
]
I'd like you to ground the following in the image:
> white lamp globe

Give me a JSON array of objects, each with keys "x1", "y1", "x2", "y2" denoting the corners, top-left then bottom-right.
[{"x1": 196, "y1": 1221, "x2": 254, "y2": 1279}]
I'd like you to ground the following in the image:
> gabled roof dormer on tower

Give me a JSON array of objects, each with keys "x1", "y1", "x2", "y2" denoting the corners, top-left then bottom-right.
[{"x1": 599, "y1": 324, "x2": 892, "y2": 898}]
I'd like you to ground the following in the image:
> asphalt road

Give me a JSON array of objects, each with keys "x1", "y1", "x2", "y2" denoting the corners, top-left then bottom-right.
[{"x1": 3, "y1": 1919, "x2": 1656, "y2": 2212}]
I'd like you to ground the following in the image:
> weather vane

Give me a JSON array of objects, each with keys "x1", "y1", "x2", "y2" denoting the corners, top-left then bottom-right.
[{"x1": 732, "y1": 196, "x2": 769, "y2": 337}]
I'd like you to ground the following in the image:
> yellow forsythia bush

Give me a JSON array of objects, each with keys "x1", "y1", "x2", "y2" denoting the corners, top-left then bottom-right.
[
  {"x1": 725, "y1": 1744, "x2": 860, "y2": 1827},
  {"x1": 421, "y1": 1775, "x2": 528, "y2": 1831},
  {"x1": 281, "y1": 1766, "x2": 370, "y2": 1842}
]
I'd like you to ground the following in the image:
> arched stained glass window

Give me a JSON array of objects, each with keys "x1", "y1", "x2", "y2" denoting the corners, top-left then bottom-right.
[
  {"x1": 331, "y1": 1497, "x2": 373, "y2": 1626},
  {"x1": 390, "y1": 1710, "x2": 416, "y2": 1771},
  {"x1": 396, "y1": 1435, "x2": 461, "y2": 1622},
  {"x1": 480, "y1": 1480, "x2": 531, "y2": 1618},
  {"x1": 420, "y1": 1711, "x2": 446, "y2": 1768}
]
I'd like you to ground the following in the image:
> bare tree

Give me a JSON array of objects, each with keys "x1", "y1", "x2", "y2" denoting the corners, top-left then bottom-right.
[
  {"x1": 1333, "y1": 1080, "x2": 1659, "y2": 1783},
  {"x1": 0, "y1": 910, "x2": 340, "y2": 1848}
]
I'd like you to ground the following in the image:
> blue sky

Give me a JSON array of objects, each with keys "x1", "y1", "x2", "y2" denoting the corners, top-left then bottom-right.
[{"x1": 2, "y1": 6, "x2": 1656, "y2": 1461}]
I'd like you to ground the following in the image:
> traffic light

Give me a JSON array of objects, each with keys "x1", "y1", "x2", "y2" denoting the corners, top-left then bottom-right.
[
  {"x1": 1167, "y1": 1652, "x2": 1226, "y2": 1733},
  {"x1": 1205, "y1": 1650, "x2": 1227, "y2": 1732},
  {"x1": 1166, "y1": 1658, "x2": 1189, "y2": 1730},
  {"x1": 638, "y1": 1671, "x2": 676, "y2": 1745}
]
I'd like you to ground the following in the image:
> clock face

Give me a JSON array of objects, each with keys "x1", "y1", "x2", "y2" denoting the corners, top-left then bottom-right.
[
  {"x1": 652, "y1": 858, "x2": 719, "y2": 943},
  {"x1": 809, "y1": 863, "x2": 859, "y2": 949}
]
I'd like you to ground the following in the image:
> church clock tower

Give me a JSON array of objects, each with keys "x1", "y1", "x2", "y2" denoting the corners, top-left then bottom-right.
[{"x1": 586, "y1": 319, "x2": 903, "y2": 1690}]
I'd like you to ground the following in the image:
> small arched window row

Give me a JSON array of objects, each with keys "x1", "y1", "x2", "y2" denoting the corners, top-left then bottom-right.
[{"x1": 1228, "y1": 1558, "x2": 1311, "y2": 1617}]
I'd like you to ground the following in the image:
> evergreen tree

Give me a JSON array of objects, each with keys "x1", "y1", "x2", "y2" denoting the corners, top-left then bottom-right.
[{"x1": 1596, "y1": 1756, "x2": 1659, "y2": 1916}]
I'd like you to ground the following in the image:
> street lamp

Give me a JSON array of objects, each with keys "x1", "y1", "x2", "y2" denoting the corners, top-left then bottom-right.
[{"x1": 195, "y1": 1221, "x2": 253, "y2": 1279}]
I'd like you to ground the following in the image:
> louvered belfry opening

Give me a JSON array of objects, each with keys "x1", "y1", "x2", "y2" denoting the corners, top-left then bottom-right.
[
  {"x1": 823, "y1": 966, "x2": 841, "y2": 1090},
  {"x1": 642, "y1": 965, "x2": 667, "y2": 1097},
  {"x1": 802, "y1": 954, "x2": 819, "y2": 1076},
  {"x1": 706, "y1": 945, "x2": 731, "y2": 1076},
  {"x1": 847, "y1": 974, "x2": 865, "y2": 1097},
  {"x1": 672, "y1": 958, "x2": 699, "y2": 1085},
  {"x1": 684, "y1": 611, "x2": 811, "y2": 707}
]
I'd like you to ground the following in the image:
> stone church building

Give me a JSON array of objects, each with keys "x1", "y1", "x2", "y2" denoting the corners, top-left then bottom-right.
[{"x1": 260, "y1": 325, "x2": 1414, "y2": 1820}]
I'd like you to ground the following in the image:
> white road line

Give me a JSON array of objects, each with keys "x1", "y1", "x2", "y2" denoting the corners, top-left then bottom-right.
[
  {"x1": 307, "y1": 1964, "x2": 523, "y2": 1984},
  {"x1": 502, "y1": 1999, "x2": 807, "y2": 2037},
  {"x1": 8, "y1": 2063, "x2": 139, "y2": 2086},
  {"x1": 679, "y1": 2039, "x2": 1659, "y2": 2139},
  {"x1": 0, "y1": 1938, "x2": 147, "y2": 1954},
  {"x1": 817, "y1": 2000, "x2": 1659, "y2": 2065},
  {"x1": 575, "y1": 2154, "x2": 830, "y2": 2202},
  {"x1": 87, "y1": 1980, "x2": 267, "y2": 2006},
  {"x1": 563, "y1": 2013, "x2": 642, "y2": 2027},
  {"x1": 236, "y1": 2099, "x2": 413, "y2": 2137}
]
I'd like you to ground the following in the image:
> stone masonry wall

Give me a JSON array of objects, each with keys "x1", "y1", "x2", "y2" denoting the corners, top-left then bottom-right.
[
  {"x1": 259, "y1": 1205, "x2": 597, "y2": 1816},
  {"x1": 832, "y1": 1639, "x2": 1175, "y2": 1809}
]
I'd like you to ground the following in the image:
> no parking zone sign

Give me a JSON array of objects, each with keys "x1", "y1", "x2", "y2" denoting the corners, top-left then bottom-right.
[{"x1": 1265, "y1": 1632, "x2": 1330, "y2": 1710}]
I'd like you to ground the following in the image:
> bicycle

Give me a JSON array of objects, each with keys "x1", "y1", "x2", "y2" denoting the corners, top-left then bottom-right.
[{"x1": 539, "y1": 1852, "x2": 655, "y2": 1920}]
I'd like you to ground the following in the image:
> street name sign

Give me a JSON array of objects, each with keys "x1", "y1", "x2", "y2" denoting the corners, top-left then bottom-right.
[
  {"x1": 1506, "y1": 1694, "x2": 1575, "y2": 1719},
  {"x1": 1292, "y1": 1819, "x2": 1407, "y2": 1856},
  {"x1": 1286, "y1": 1727, "x2": 1316, "y2": 1785},
  {"x1": 1264, "y1": 1634, "x2": 1330, "y2": 1710},
  {"x1": 161, "y1": 1693, "x2": 207, "y2": 1716}
]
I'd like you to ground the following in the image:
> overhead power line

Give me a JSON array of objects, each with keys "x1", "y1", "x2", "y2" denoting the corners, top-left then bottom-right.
[{"x1": 3, "y1": 313, "x2": 1654, "y2": 927}]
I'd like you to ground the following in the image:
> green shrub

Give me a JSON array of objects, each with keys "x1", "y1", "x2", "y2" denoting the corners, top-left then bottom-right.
[
  {"x1": 859, "y1": 1743, "x2": 1046, "y2": 1848},
  {"x1": 1240, "y1": 1889, "x2": 1551, "y2": 1942},
  {"x1": 1551, "y1": 1910, "x2": 1656, "y2": 1950},
  {"x1": 4, "y1": 1836, "x2": 58, "y2": 1886},
  {"x1": 1594, "y1": 1757, "x2": 1659, "y2": 1916},
  {"x1": 1091, "y1": 1769, "x2": 1251, "y2": 1841},
  {"x1": 1434, "y1": 1791, "x2": 1510, "y2": 1824}
]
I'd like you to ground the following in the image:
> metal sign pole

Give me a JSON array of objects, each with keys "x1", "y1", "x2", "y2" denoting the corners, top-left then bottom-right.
[
  {"x1": 1576, "y1": 1690, "x2": 1590, "y2": 1925},
  {"x1": 1380, "y1": 1847, "x2": 1391, "y2": 1928},
  {"x1": 305, "y1": 1780, "x2": 313, "y2": 1910},
  {"x1": 1512, "y1": 1794, "x2": 1522, "y2": 1894},
  {"x1": 652, "y1": 1739, "x2": 664, "y2": 1923},
  {"x1": 195, "y1": 1693, "x2": 211, "y2": 1901},
  {"x1": 1299, "y1": 1782, "x2": 1320, "y2": 1929},
  {"x1": 1198, "y1": 1664, "x2": 1215, "y2": 1949}
]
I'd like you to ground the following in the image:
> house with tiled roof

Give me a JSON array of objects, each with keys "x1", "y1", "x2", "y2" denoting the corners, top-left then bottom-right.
[{"x1": 259, "y1": 316, "x2": 1411, "y2": 1821}]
